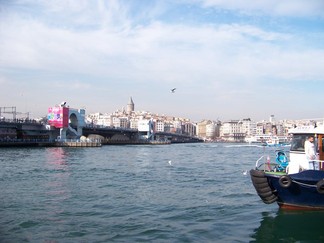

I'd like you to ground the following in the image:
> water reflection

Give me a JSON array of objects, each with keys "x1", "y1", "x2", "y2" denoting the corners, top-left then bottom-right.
[
  {"x1": 251, "y1": 209, "x2": 324, "y2": 242},
  {"x1": 44, "y1": 148, "x2": 72, "y2": 219},
  {"x1": 45, "y1": 147, "x2": 69, "y2": 169}
]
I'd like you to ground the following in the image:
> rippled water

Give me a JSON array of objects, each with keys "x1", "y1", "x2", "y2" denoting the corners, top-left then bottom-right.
[{"x1": 1, "y1": 143, "x2": 324, "y2": 242}]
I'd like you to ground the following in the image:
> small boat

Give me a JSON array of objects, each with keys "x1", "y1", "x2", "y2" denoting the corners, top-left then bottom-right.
[
  {"x1": 265, "y1": 136, "x2": 280, "y2": 146},
  {"x1": 245, "y1": 135, "x2": 289, "y2": 147},
  {"x1": 250, "y1": 124, "x2": 324, "y2": 209}
]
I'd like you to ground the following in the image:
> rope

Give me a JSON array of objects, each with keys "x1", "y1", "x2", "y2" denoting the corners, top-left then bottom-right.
[{"x1": 292, "y1": 179, "x2": 316, "y2": 188}]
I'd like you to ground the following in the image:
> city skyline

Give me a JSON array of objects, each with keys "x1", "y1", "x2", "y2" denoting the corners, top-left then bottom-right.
[
  {"x1": 1, "y1": 95, "x2": 324, "y2": 124},
  {"x1": 1, "y1": 1, "x2": 324, "y2": 122}
]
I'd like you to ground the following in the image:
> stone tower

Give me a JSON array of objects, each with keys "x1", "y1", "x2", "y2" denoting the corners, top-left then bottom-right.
[{"x1": 127, "y1": 97, "x2": 134, "y2": 114}]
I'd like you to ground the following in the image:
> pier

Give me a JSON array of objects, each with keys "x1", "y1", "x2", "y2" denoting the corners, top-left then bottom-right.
[
  {"x1": 0, "y1": 119, "x2": 203, "y2": 147},
  {"x1": 55, "y1": 139, "x2": 102, "y2": 147},
  {"x1": 0, "y1": 138, "x2": 101, "y2": 147}
]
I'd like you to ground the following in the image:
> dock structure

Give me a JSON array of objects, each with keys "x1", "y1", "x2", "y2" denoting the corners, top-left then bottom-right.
[
  {"x1": 0, "y1": 112, "x2": 203, "y2": 147},
  {"x1": 0, "y1": 139, "x2": 54, "y2": 147},
  {"x1": 0, "y1": 138, "x2": 101, "y2": 147},
  {"x1": 0, "y1": 120, "x2": 203, "y2": 147},
  {"x1": 55, "y1": 139, "x2": 101, "y2": 147}
]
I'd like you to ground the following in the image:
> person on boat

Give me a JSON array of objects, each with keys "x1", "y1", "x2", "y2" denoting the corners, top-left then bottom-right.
[{"x1": 304, "y1": 136, "x2": 318, "y2": 170}]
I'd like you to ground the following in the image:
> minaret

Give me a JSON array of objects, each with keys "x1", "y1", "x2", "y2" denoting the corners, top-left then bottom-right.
[{"x1": 127, "y1": 97, "x2": 134, "y2": 114}]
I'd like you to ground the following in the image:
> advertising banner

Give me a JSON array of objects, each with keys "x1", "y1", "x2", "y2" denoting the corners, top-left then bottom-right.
[{"x1": 47, "y1": 107, "x2": 69, "y2": 128}]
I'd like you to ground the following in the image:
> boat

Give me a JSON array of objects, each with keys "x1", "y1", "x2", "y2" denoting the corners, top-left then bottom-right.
[
  {"x1": 245, "y1": 135, "x2": 289, "y2": 146},
  {"x1": 265, "y1": 136, "x2": 280, "y2": 146},
  {"x1": 250, "y1": 124, "x2": 324, "y2": 209}
]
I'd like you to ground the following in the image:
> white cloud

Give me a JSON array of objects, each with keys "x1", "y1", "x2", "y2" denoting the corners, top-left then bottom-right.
[
  {"x1": 1, "y1": 0, "x2": 324, "y2": 120},
  {"x1": 199, "y1": 0, "x2": 324, "y2": 17},
  {"x1": 1, "y1": 12, "x2": 323, "y2": 88}
]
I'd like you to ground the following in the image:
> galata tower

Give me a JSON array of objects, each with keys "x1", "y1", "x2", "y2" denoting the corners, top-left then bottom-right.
[{"x1": 127, "y1": 97, "x2": 134, "y2": 114}]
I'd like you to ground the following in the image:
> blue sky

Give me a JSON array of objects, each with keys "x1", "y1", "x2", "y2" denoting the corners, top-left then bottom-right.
[{"x1": 1, "y1": 0, "x2": 324, "y2": 122}]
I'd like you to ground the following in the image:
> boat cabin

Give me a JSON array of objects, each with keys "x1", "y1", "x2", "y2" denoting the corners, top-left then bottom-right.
[{"x1": 288, "y1": 125, "x2": 324, "y2": 173}]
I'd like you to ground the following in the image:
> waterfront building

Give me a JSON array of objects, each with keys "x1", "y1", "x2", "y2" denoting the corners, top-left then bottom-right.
[
  {"x1": 112, "y1": 116, "x2": 121, "y2": 128},
  {"x1": 183, "y1": 122, "x2": 196, "y2": 137},
  {"x1": 263, "y1": 122, "x2": 275, "y2": 135},
  {"x1": 85, "y1": 98, "x2": 199, "y2": 137},
  {"x1": 155, "y1": 120, "x2": 165, "y2": 132},
  {"x1": 196, "y1": 120, "x2": 209, "y2": 138},
  {"x1": 256, "y1": 123, "x2": 264, "y2": 135},
  {"x1": 129, "y1": 118, "x2": 139, "y2": 130},
  {"x1": 194, "y1": 120, "x2": 221, "y2": 140},
  {"x1": 276, "y1": 123, "x2": 285, "y2": 136},
  {"x1": 206, "y1": 121, "x2": 222, "y2": 140},
  {"x1": 164, "y1": 121, "x2": 174, "y2": 133},
  {"x1": 111, "y1": 116, "x2": 129, "y2": 129},
  {"x1": 220, "y1": 120, "x2": 245, "y2": 142},
  {"x1": 282, "y1": 121, "x2": 295, "y2": 136},
  {"x1": 96, "y1": 113, "x2": 112, "y2": 127},
  {"x1": 84, "y1": 97, "x2": 301, "y2": 141},
  {"x1": 85, "y1": 112, "x2": 102, "y2": 125},
  {"x1": 119, "y1": 117, "x2": 129, "y2": 129},
  {"x1": 173, "y1": 120, "x2": 183, "y2": 134},
  {"x1": 206, "y1": 122, "x2": 216, "y2": 140},
  {"x1": 241, "y1": 118, "x2": 257, "y2": 137}
]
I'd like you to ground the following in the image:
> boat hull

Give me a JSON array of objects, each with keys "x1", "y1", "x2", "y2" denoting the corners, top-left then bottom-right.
[{"x1": 250, "y1": 169, "x2": 324, "y2": 209}]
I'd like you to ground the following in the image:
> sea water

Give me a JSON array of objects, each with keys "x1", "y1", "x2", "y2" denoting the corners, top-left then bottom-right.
[{"x1": 1, "y1": 143, "x2": 324, "y2": 242}]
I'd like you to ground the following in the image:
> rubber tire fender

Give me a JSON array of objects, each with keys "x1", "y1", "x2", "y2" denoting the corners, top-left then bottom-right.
[
  {"x1": 262, "y1": 194, "x2": 278, "y2": 204},
  {"x1": 316, "y1": 180, "x2": 324, "y2": 194},
  {"x1": 250, "y1": 169, "x2": 265, "y2": 178},
  {"x1": 279, "y1": 175, "x2": 292, "y2": 188},
  {"x1": 251, "y1": 177, "x2": 268, "y2": 184}
]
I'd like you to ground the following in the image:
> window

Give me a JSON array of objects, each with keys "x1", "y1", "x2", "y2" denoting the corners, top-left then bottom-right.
[{"x1": 290, "y1": 134, "x2": 309, "y2": 152}]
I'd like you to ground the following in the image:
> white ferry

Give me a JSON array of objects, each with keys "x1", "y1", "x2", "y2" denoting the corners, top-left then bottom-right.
[{"x1": 245, "y1": 135, "x2": 289, "y2": 146}]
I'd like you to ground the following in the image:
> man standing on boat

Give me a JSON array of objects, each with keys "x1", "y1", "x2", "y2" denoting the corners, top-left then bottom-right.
[{"x1": 304, "y1": 136, "x2": 318, "y2": 170}]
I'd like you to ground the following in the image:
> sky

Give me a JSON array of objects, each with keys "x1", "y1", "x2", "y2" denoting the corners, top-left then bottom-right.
[{"x1": 1, "y1": 0, "x2": 324, "y2": 122}]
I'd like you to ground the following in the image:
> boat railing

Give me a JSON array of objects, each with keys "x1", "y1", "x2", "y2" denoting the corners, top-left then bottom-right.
[
  {"x1": 255, "y1": 155, "x2": 276, "y2": 171},
  {"x1": 55, "y1": 138, "x2": 102, "y2": 143},
  {"x1": 255, "y1": 155, "x2": 265, "y2": 169},
  {"x1": 308, "y1": 159, "x2": 324, "y2": 164},
  {"x1": 255, "y1": 155, "x2": 324, "y2": 171},
  {"x1": 307, "y1": 159, "x2": 324, "y2": 170}
]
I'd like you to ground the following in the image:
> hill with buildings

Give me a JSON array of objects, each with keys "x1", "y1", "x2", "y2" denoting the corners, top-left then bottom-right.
[{"x1": 85, "y1": 97, "x2": 316, "y2": 142}]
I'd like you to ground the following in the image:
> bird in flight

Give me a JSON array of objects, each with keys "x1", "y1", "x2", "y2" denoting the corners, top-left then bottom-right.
[{"x1": 170, "y1": 88, "x2": 176, "y2": 93}]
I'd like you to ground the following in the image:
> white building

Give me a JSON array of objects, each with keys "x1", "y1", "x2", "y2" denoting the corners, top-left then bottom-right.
[
  {"x1": 119, "y1": 117, "x2": 129, "y2": 128},
  {"x1": 155, "y1": 120, "x2": 165, "y2": 132},
  {"x1": 220, "y1": 120, "x2": 245, "y2": 142},
  {"x1": 129, "y1": 118, "x2": 138, "y2": 130},
  {"x1": 256, "y1": 123, "x2": 264, "y2": 135},
  {"x1": 206, "y1": 122, "x2": 217, "y2": 139},
  {"x1": 183, "y1": 122, "x2": 196, "y2": 137},
  {"x1": 96, "y1": 113, "x2": 112, "y2": 127},
  {"x1": 241, "y1": 118, "x2": 257, "y2": 137},
  {"x1": 112, "y1": 116, "x2": 121, "y2": 128},
  {"x1": 173, "y1": 120, "x2": 182, "y2": 133}
]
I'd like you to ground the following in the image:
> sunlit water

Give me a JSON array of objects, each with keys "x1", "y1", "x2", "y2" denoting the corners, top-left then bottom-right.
[{"x1": 1, "y1": 143, "x2": 324, "y2": 242}]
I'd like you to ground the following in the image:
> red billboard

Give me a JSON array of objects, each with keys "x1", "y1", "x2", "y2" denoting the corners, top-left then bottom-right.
[{"x1": 47, "y1": 107, "x2": 69, "y2": 128}]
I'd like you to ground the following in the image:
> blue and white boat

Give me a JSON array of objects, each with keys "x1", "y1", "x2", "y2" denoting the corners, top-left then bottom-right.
[{"x1": 250, "y1": 124, "x2": 324, "y2": 209}]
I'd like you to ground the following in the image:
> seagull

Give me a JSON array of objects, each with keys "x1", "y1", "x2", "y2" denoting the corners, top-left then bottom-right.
[
  {"x1": 242, "y1": 170, "x2": 247, "y2": 175},
  {"x1": 170, "y1": 88, "x2": 176, "y2": 93},
  {"x1": 168, "y1": 160, "x2": 172, "y2": 165}
]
